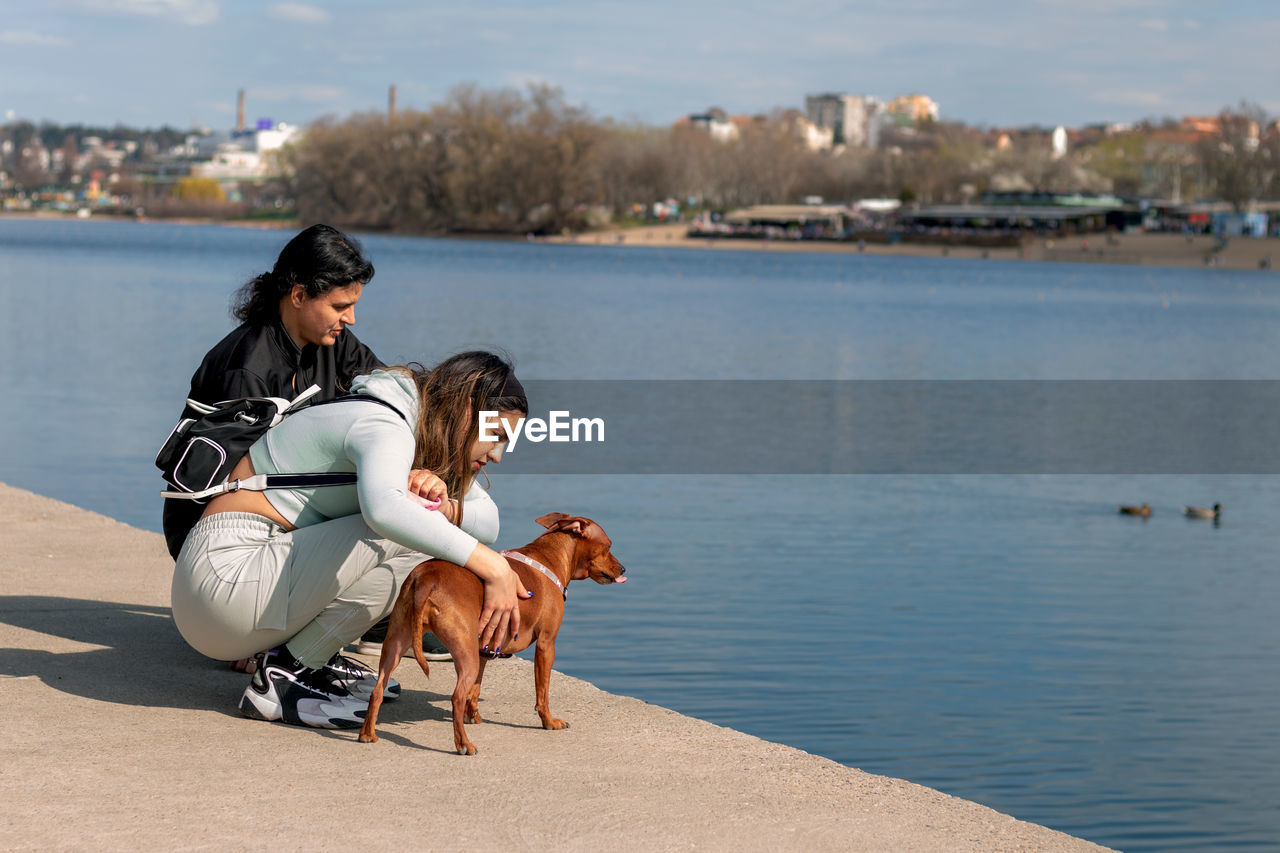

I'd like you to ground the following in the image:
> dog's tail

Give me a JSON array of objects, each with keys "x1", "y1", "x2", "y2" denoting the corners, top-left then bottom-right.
[{"x1": 408, "y1": 583, "x2": 433, "y2": 679}]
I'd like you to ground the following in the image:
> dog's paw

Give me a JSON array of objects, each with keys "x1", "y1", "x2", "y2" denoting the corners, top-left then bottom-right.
[
  {"x1": 456, "y1": 743, "x2": 477, "y2": 756},
  {"x1": 465, "y1": 710, "x2": 484, "y2": 724},
  {"x1": 543, "y1": 717, "x2": 569, "y2": 730}
]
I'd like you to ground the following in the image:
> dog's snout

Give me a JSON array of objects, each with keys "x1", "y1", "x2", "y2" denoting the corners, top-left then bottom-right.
[{"x1": 617, "y1": 563, "x2": 626, "y2": 575}]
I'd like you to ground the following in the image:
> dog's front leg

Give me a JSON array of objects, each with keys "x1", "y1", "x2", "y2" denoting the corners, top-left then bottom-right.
[
  {"x1": 533, "y1": 638, "x2": 567, "y2": 730},
  {"x1": 451, "y1": 645, "x2": 482, "y2": 755}
]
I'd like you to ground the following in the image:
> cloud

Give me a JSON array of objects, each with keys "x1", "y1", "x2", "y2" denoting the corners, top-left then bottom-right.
[
  {"x1": 1138, "y1": 18, "x2": 1169, "y2": 31},
  {"x1": 0, "y1": 30, "x2": 70, "y2": 46},
  {"x1": 1092, "y1": 89, "x2": 1170, "y2": 108},
  {"x1": 1034, "y1": 0, "x2": 1164, "y2": 9},
  {"x1": 253, "y1": 85, "x2": 345, "y2": 103},
  {"x1": 336, "y1": 51, "x2": 386, "y2": 65},
  {"x1": 506, "y1": 72, "x2": 557, "y2": 91},
  {"x1": 79, "y1": 0, "x2": 220, "y2": 26},
  {"x1": 268, "y1": 3, "x2": 329, "y2": 24}
]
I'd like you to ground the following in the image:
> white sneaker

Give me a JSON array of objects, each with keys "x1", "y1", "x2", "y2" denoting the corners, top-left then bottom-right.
[{"x1": 238, "y1": 648, "x2": 368, "y2": 729}]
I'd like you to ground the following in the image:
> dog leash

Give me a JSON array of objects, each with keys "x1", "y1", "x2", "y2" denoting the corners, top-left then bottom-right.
[{"x1": 501, "y1": 550, "x2": 566, "y2": 599}]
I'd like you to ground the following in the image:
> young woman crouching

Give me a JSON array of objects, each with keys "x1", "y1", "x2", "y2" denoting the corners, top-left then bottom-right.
[{"x1": 171, "y1": 351, "x2": 531, "y2": 729}]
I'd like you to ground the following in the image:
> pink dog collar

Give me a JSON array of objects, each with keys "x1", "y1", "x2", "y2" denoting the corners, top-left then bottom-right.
[{"x1": 501, "y1": 550, "x2": 566, "y2": 599}]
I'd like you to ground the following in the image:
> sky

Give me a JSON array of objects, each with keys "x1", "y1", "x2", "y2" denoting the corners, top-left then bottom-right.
[{"x1": 1, "y1": 0, "x2": 1277, "y2": 132}]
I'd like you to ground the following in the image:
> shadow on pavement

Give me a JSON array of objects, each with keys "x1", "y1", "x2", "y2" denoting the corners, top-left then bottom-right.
[{"x1": 0, "y1": 595, "x2": 449, "y2": 719}]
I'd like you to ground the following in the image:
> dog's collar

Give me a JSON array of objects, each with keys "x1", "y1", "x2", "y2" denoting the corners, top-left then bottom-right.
[{"x1": 501, "y1": 550, "x2": 566, "y2": 599}]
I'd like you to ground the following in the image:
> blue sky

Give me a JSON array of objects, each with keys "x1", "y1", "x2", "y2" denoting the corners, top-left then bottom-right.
[{"x1": 2, "y1": 0, "x2": 1277, "y2": 131}]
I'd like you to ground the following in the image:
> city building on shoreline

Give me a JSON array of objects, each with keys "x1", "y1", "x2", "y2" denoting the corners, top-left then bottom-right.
[{"x1": 187, "y1": 118, "x2": 299, "y2": 181}]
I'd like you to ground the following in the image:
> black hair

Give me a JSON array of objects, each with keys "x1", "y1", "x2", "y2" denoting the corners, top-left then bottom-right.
[{"x1": 232, "y1": 224, "x2": 375, "y2": 325}]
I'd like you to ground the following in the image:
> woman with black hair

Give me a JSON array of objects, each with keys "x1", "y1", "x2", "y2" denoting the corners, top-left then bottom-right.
[{"x1": 162, "y1": 223, "x2": 383, "y2": 558}]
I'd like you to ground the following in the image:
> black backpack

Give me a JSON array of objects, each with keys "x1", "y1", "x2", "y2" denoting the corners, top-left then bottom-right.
[{"x1": 156, "y1": 385, "x2": 405, "y2": 503}]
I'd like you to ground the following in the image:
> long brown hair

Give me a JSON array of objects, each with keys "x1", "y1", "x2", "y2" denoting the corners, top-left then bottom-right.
[{"x1": 391, "y1": 351, "x2": 528, "y2": 520}]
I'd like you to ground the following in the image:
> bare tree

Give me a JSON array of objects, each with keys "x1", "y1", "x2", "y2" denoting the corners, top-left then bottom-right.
[{"x1": 1199, "y1": 102, "x2": 1277, "y2": 211}]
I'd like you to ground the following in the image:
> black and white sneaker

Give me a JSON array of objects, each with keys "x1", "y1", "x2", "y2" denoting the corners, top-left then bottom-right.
[
  {"x1": 239, "y1": 648, "x2": 368, "y2": 729},
  {"x1": 324, "y1": 653, "x2": 400, "y2": 703}
]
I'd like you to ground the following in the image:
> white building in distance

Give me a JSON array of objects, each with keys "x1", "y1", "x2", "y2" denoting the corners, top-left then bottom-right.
[
  {"x1": 190, "y1": 120, "x2": 301, "y2": 180},
  {"x1": 683, "y1": 111, "x2": 740, "y2": 143},
  {"x1": 1051, "y1": 125, "x2": 1068, "y2": 159}
]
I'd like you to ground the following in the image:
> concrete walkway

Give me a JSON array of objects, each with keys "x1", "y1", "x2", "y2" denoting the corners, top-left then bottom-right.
[{"x1": 0, "y1": 484, "x2": 1109, "y2": 851}]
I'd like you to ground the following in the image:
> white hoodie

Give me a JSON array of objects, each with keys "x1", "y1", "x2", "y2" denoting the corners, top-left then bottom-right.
[{"x1": 248, "y1": 368, "x2": 498, "y2": 564}]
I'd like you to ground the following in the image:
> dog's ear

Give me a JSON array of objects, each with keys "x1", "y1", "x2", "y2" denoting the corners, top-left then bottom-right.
[
  {"x1": 536, "y1": 513, "x2": 589, "y2": 536},
  {"x1": 535, "y1": 512, "x2": 570, "y2": 529}
]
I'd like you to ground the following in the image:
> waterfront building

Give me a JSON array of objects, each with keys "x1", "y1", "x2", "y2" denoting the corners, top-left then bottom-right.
[
  {"x1": 804, "y1": 93, "x2": 881, "y2": 147},
  {"x1": 189, "y1": 119, "x2": 300, "y2": 180}
]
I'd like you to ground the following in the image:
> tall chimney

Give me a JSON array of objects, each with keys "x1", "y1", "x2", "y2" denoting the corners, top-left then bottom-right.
[
  {"x1": 236, "y1": 89, "x2": 245, "y2": 131},
  {"x1": 388, "y1": 84, "x2": 397, "y2": 120}
]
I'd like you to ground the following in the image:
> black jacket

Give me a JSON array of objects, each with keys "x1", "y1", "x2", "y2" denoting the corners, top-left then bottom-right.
[
  {"x1": 161, "y1": 321, "x2": 384, "y2": 558},
  {"x1": 185, "y1": 320, "x2": 383, "y2": 408}
]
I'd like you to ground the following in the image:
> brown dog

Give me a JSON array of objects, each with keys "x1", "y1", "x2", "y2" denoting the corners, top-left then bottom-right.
[{"x1": 357, "y1": 513, "x2": 626, "y2": 753}]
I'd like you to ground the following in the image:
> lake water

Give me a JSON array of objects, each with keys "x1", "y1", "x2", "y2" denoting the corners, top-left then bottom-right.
[{"x1": 2, "y1": 217, "x2": 1278, "y2": 851}]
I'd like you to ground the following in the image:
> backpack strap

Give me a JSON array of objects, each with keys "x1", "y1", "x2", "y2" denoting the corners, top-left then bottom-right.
[
  {"x1": 161, "y1": 472, "x2": 358, "y2": 501},
  {"x1": 303, "y1": 393, "x2": 408, "y2": 423},
  {"x1": 159, "y1": 392, "x2": 410, "y2": 502}
]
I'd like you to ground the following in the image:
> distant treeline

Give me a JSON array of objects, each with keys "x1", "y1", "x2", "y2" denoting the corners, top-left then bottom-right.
[
  {"x1": 285, "y1": 85, "x2": 1018, "y2": 235},
  {"x1": 2, "y1": 120, "x2": 188, "y2": 154},
  {"x1": 285, "y1": 87, "x2": 1279, "y2": 234},
  {"x1": 286, "y1": 84, "x2": 845, "y2": 235},
  {"x1": 5, "y1": 89, "x2": 1275, "y2": 231}
]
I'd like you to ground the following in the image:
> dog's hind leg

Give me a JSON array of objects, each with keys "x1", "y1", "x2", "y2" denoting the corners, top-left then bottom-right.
[
  {"x1": 357, "y1": 578, "x2": 419, "y2": 744},
  {"x1": 464, "y1": 657, "x2": 487, "y2": 724}
]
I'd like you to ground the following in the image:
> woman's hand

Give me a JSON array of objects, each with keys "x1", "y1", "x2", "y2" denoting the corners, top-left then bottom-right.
[
  {"x1": 437, "y1": 498, "x2": 460, "y2": 524},
  {"x1": 467, "y1": 545, "x2": 533, "y2": 653},
  {"x1": 407, "y1": 468, "x2": 447, "y2": 508}
]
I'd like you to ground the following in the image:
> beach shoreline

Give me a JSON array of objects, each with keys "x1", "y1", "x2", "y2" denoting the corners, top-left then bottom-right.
[
  {"x1": 0, "y1": 482, "x2": 1110, "y2": 852},
  {"x1": 6, "y1": 209, "x2": 1273, "y2": 272},
  {"x1": 549, "y1": 223, "x2": 1279, "y2": 272}
]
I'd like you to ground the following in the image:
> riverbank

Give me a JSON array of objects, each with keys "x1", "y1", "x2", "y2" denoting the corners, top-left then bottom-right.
[
  {"x1": 0, "y1": 483, "x2": 1108, "y2": 852},
  {"x1": 10, "y1": 209, "x2": 1268, "y2": 273},
  {"x1": 0, "y1": 209, "x2": 297, "y2": 230},
  {"x1": 548, "y1": 223, "x2": 1279, "y2": 272}
]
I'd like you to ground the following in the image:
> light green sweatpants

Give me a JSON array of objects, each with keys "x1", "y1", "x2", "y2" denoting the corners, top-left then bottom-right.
[{"x1": 171, "y1": 511, "x2": 427, "y2": 668}]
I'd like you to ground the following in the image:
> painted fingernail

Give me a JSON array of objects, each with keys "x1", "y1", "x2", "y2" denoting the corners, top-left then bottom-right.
[
  {"x1": 527, "y1": 591, "x2": 534, "y2": 598},
  {"x1": 514, "y1": 634, "x2": 518, "y2": 640},
  {"x1": 495, "y1": 647, "x2": 502, "y2": 654},
  {"x1": 482, "y1": 645, "x2": 489, "y2": 652}
]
